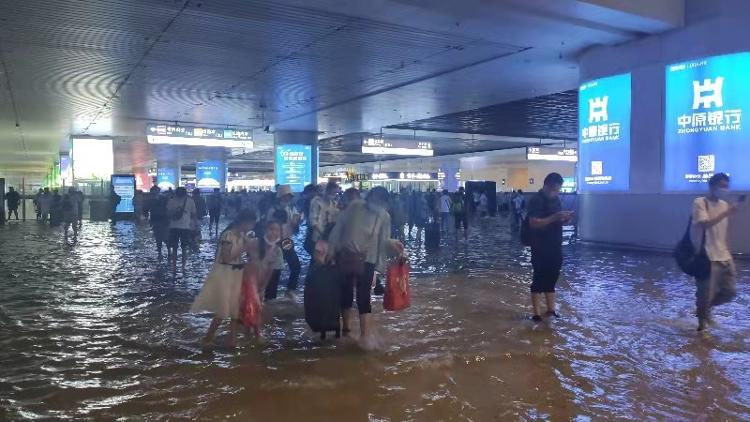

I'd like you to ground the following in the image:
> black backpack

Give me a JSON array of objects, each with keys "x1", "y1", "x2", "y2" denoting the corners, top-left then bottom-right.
[{"x1": 674, "y1": 215, "x2": 710, "y2": 279}]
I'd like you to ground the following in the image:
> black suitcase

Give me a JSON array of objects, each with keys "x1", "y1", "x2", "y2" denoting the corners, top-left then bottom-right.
[
  {"x1": 425, "y1": 221, "x2": 440, "y2": 250},
  {"x1": 304, "y1": 264, "x2": 342, "y2": 340}
]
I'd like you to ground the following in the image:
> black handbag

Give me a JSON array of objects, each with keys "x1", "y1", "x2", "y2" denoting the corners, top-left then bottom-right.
[{"x1": 674, "y1": 215, "x2": 711, "y2": 279}]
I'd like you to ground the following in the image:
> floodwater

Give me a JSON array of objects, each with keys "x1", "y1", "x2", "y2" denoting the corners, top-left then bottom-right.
[{"x1": 1, "y1": 217, "x2": 749, "y2": 421}]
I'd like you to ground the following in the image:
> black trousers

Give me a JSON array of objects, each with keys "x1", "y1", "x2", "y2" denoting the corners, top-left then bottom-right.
[
  {"x1": 341, "y1": 262, "x2": 376, "y2": 315},
  {"x1": 282, "y1": 246, "x2": 301, "y2": 291},
  {"x1": 264, "y1": 269, "x2": 283, "y2": 300},
  {"x1": 530, "y1": 249, "x2": 563, "y2": 293}
]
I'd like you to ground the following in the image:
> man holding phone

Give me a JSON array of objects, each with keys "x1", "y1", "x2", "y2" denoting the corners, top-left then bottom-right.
[
  {"x1": 527, "y1": 173, "x2": 573, "y2": 322},
  {"x1": 692, "y1": 173, "x2": 742, "y2": 331}
]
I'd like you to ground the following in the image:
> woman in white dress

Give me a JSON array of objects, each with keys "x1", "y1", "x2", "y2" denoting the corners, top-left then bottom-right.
[{"x1": 191, "y1": 210, "x2": 257, "y2": 347}]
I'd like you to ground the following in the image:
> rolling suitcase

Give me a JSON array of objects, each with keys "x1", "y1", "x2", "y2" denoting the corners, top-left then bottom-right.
[{"x1": 304, "y1": 264, "x2": 342, "y2": 340}]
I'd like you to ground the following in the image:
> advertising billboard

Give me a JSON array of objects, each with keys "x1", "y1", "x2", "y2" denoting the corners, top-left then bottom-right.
[
  {"x1": 664, "y1": 52, "x2": 750, "y2": 191},
  {"x1": 156, "y1": 167, "x2": 178, "y2": 191},
  {"x1": 72, "y1": 138, "x2": 113, "y2": 181},
  {"x1": 111, "y1": 175, "x2": 135, "y2": 213},
  {"x1": 578, "y1": 73, "x2": 631, "y2": 192},
  {"x1": 275, "y1": 144, "x2": 312, "y2": 192},
  {"x1": 196, "y1": 160, "x2": 224, "y2": 190}
]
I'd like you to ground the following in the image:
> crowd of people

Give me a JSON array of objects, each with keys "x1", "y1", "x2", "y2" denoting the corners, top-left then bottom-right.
[{"x1": 4, "y1": 170, "x2": 741, "y2": 343}]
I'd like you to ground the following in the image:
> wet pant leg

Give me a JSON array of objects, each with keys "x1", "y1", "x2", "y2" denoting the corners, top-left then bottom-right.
[{"x1": 283, "y1": 247, "x2": 301, "y2": 291}]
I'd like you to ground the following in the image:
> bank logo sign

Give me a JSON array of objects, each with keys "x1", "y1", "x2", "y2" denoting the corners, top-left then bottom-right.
[
  {"x1": 578, "y1": 73, "x2": 631, "y2": 192},
  {"x1": 665, "y1": 52, "x2": 750, "y2": 191}
]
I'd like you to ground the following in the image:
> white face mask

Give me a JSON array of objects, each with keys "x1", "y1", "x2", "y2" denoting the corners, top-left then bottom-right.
[{"x1": 264, "y1": 234, "x2": 279, "y2": 245}]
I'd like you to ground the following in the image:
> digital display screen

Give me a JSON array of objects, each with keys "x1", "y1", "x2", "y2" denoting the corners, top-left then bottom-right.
[
  {"x1": 147, "y1": 124, "x2": 253, "y2": 148},
  {"x1": 111, "y1": 175, "x2": 135, "y2": 213},
  {"x1": 59, "y1": 154, "x2": 72, "y2": 185},
  {"x1": 578, "y1": 73, "x2": 631, "y2": 192},
  {"x1": 72, "y1": 138, "x2": 113, "y2": 180},
  {"x1": 196, "y1": 160, "x2": 224, "y2": 190},
  {"x1": 664, "y1": 52, "x2": 750, "y2": 191},
  {"x1": 157, "y1": 167, "x2": 177, "y2": 191},
  {"x1": 526, "y1": 146, "x2": 578, "y2": 162},
  {"x1": 361, "y1": 138, "x2": 434, "y2": 156},
  {"x1": 275, "y1": 144, "x2": 312, "y2": 192}
]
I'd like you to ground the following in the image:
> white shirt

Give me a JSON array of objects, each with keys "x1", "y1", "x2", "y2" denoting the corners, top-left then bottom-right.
[
  {"x1": 692, "y1": 197, "x2": 732, "y2": 262},
  {"x1": 167, "y1": 196, "x2": 196, "y2": 230},
  {"x1": 439, "y1": 195, "x2": 451, "y2": 213}
]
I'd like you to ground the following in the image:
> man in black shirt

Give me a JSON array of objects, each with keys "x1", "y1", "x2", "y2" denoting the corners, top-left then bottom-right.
[
  {"x1": 6, "y1": 187, "x2": 21, "y2": 220},
  {"x1": 527, "y1": 173, "x2": 573, "y2": 322}
]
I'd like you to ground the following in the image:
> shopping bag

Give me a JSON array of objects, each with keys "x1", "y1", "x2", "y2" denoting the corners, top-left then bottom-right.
[
  {"x1": 240, "y1": 265, "x2": 262, "y2": 329},
  {"x1": 384, "y1": 257, "x2": 410, "y2": 311}
]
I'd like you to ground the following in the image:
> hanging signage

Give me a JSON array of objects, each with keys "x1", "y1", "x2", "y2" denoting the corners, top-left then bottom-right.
[
  {"x1": 361, "y1": 137, "x2": 434, "y2": 156},
  {"x1": 526, "y1": 146, "x2": 578, "y2": 162},
  {"x1": 359, "y1": 172, "x2": 438, "y2": 181},
  {"x1": 275, "y1": 144, "x2": 312, "y2": 192},
  {"x1": 147, "y1": 124, "x2": 253, "y2": 148},
  {"x1": 578, "y1": 73, "x2": 632, "y2": 192},
  {"x1": 664, "y1": 52, "x2": 750, "y2": 191}
]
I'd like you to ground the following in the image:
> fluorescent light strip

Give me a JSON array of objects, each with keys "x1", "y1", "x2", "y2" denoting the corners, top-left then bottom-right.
[
  {"x1": 527, "y1": 154, "x2": 578, "y2": 162},
  {"x1": 148, "y1": 135, "x2": 253, "y2": 149},
  {"x1": 361, "y1": 146, "x2": 434, "y2": 156}
]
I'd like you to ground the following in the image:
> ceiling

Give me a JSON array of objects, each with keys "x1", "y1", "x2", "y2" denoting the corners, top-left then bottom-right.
[{"x1": 0, "y1": 0, "x2": 684, "y2": 180}]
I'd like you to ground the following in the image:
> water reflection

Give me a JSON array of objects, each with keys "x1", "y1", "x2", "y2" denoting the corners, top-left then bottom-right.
[{"x1": 0, "y1": 218, "x2": 748, "y2": 420}]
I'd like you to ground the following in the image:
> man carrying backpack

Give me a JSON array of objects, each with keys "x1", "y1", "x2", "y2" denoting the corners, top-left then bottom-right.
[
  {"x1": 526, "y1": 173, "x2": 573, "y2": 322},
  {"x1": 452, "y1": 188, "x2": 468, "y2": 240},
  {"x1": 692, "y1": 173, "x2": 742, "y2": 332}
]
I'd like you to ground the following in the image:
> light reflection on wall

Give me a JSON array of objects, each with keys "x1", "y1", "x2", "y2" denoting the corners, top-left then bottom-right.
[{"x1": 72, "y1": 138, "x2": 114, "y2": 180}]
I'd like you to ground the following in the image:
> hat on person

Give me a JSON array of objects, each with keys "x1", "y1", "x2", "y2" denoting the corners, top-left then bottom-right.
[{"x1": 276, "y1": 184, "x2": 293, "y2": 198}]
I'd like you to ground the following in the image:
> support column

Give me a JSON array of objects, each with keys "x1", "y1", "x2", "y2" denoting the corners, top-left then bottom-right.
[
  {"x1": 441, "y1": 160, "x2": 460, "y2": 192},
  {"x1": 274, "y1": 130, "x2": 318, "y2": 192}
]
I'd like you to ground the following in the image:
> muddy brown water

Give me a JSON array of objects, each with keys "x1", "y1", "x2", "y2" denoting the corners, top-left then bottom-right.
[{"x1": 1, "y1": 218, "x2": 749, "y2": 421}]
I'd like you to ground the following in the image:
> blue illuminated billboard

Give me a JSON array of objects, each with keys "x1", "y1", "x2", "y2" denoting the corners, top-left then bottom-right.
[
  {"x1": 578, "y1": 73, "x2": 631, "y2": 192},
  {"x1": 111, "y1": 175, "x2": 135, "y2": 213},
  {"x1": 665, "y1": 52, "x2": 750, "y2": 191},
  {"x1": 156, "y1": 167, "x2": 177, "y2": 191},
  {"x1": 196, "y1": 160, "x2": 224, "y2": 190},
  {"x1": 275, "y1": 144, "x2": 312, "y2": 192}
]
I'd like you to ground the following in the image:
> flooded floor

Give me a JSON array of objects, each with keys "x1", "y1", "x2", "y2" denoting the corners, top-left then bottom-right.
[{"x1": 1, "y1": 217, "x2": 749, "y2": 421}]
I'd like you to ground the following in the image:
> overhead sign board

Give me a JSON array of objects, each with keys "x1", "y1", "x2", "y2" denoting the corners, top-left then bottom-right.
[
  {"x1": 147, "y1": 124, "x2": 253, "y2": 148},
  {"x1": 361, "y1": 137, "x2": 434, "y2": 156},
  {"x1": 526, "y1": 146, "x2": 578, "y2": 162}
]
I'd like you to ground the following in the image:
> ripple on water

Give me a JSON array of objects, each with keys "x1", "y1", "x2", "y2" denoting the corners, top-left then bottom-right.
[{"x1": 0, "y1": 219, "x2": 749, "y2": 420}]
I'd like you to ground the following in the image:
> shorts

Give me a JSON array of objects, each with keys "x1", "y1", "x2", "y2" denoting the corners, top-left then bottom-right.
[
  {"x1": 453, "y1": 212, "x2": 467, "y2": 230},
  {"x1": 530, "y1": 250, "x2": 562, "y2": 293},
  {"x1": 340, "y1": 262, "x2": 376, "y2": 315},
  {"x1": 169, "y1": 228, "x2": 193, "y2": 249}
]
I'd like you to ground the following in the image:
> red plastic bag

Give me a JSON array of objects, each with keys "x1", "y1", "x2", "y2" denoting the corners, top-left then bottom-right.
[
  {"x1": 384, "y1": 257, "x2": 410, "y2": 311},
  {"x1": 240, "y1": 265, "x2": 262, "y2": 329}
]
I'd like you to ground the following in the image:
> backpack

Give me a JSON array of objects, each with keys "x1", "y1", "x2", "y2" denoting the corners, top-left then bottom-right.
[
  {"x1": 171, "y1": 198, "x2": 188, "y2": 221},
  {"x1": 674, "y1": 214, "x2": 710, "y2": 279},
  {"x1": 451, "y1": 199, "x2": 463, "y2": 214}
]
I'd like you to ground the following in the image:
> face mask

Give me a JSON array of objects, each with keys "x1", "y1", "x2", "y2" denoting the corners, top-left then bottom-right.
[{"x1": 264, "y1": 234, "x2": 279, "y2": 245}]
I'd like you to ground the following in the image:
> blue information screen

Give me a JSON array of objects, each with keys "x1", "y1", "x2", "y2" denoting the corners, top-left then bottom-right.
[
  {"x1": 156, "y1": 167, "x2": 177, "y2": 191},
  {"x1": 275, "y1": 144, "x2": 312, "y2": 192},
  {"x1": 112, "y1": 175, "x2": 135, "y2": 213},
  {"x1": 665, "y1": 52, "x2": 750, "y2": 191},
  {"x1": 578, "y1": 73, "x2": 631, "y2": 192},
  {"x1": 196, "y1": 160, "x2": 224, "y2": 190}
]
